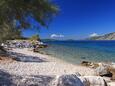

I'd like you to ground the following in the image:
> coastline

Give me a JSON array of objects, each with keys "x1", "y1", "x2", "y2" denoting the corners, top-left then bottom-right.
[
  {"x1": 0, "y1": 48, "x2": 96, "y2": 76},
  {"x1": 0, "y1": 48, "x2": 115, "y2": 85}
]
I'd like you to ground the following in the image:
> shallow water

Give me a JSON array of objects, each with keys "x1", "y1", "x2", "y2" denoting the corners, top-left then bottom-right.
[{"x1": 40, "y1": 40, "x2": 115, "y2": 64}]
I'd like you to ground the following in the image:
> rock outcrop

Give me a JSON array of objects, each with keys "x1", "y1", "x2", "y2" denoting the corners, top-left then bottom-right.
[
  {"x1": 52, "y1": 74, "x2": 108, "y2": 86},
  {"x1": 53, "y1": 74, "x2": 84, "y2": 86},
  {"x1": 95, "y1": 63, "x2": 111, "y2": 76}
]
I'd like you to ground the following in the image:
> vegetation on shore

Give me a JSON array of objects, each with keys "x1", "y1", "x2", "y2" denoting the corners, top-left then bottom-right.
[
  {"x1": 0, "y1": 0, "x2": 58, "y2": 52},
  {"x1": 29, "y1": 34, "x2": 40, "y2": 41}
]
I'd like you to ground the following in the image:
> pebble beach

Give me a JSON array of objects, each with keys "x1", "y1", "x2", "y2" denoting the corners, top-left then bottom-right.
[
  {"x1": 0, "y1": 48, "x2": 114, "y2": 86},
  {"x1": 0, "y1": 48, "x2": 96, "y2": 76}
]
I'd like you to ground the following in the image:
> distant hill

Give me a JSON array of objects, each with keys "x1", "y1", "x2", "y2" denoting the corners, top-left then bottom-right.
[{"x1": 89, "y1": 32, "x2": 115, "y2": 40}]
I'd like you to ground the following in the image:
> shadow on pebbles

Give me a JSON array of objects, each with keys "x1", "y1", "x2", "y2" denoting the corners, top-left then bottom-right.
[{"x1": 0, "y1": 70, "x2": 55, "y2": 86}]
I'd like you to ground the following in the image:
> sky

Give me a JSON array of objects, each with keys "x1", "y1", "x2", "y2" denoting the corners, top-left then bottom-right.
[{"x1": 23, "y1": 0, "x2": 115, "y2": 40}]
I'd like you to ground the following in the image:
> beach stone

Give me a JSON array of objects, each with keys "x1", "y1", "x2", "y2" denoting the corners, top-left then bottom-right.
[
  {"x1": 108, "y1": 66, "x2": 115, "y2": 80},
  {"x1": 75, "y1": 72, "x2": 81, "y2": 76},
  {"x1": 79, "y1": 76, "x2": 107, "y2": 86},
  {"x1": 79, "y1": 77, "x2": 90, "y2": 86},
  {"x1": 95, "y1": 63, "x2": 110, "y2": 76},
  {"x1": 54, "y1": 74, "x2": 84, "y2": 86},
  {"x1": 81, "y1": 61, "x2": 91, "y2": 66}
]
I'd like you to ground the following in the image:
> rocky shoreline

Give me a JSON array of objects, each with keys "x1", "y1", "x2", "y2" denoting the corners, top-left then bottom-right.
[{"x1": 0, "y1": 48, "x2": 115, "y2": 86}]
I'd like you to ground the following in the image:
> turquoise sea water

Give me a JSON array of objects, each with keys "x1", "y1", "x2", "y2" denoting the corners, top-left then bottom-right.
[{"x1": 40, "y1": 40, "x2": 115, "y2": 64}]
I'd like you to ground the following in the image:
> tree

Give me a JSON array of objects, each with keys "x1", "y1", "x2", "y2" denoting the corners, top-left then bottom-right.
[
  {"x1": 0, "y1": 0, "x2": 58, "y2": 52},
  {"x1": 0, "y1": 0, "x2": 58, "y2": 29},
  {"x1": 0, "y1": 23, "x2": 22, "y2": 43},
  {"x1": 0, "y1": 23, "x2": 22, "y2": 53}
]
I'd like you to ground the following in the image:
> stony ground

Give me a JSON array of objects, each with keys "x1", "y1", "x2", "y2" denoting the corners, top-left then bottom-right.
[
  {"x1": 1, "y1": 48, "x2": 114, "y2": 86},
  {"x1": 0, "y1": 48, "x2": 96, "y2": 76}
]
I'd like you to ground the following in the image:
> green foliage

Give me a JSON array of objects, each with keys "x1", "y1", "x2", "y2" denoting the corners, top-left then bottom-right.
[
  {"x1": 0, "y1": 23, "x2": 21, "y2": 43},
  {"x1": 29, "y1": 34, "x2": 40, "y2": 41},
  {"x1": 0, "y1": 0, "x2": 58, "y2": 43},
  {"x1": 0, "y1": 0, "x2": 59, "y2": 29}
]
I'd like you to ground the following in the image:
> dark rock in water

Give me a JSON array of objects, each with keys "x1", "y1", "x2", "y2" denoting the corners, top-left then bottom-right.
[
  {"x1": 81, "y1": 61, "x2": 90, "y2": 64},
  {"x1": 46, "y1": 53, "x2": 52, "y2": 55},
  {"x1": 55, "y1": 74, "x2": 84, "y2": 86},
  {"x1": 39, "y1": 44, "x2": 48, "y2": 48}
]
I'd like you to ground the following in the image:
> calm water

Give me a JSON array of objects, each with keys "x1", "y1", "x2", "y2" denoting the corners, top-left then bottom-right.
[{"x1": 40, "y1": 40, "x2": 115, "y2": 64}]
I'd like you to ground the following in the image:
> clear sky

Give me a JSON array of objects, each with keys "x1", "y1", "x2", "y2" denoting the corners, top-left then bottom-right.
[{"x1": 23, "y1": 0, "x2": 115, "y2": 40}]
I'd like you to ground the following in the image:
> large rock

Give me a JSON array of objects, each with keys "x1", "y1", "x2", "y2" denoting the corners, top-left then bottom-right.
[
  {"x1": 79, "y1": 76, "x2": 107, "y2": 86},
  {"x1": 53, "y1": 74, "x2": 84, "y2": 86},
  {"x1": 95, "y1": 63, "x2": 115, "y2": 80},
  {"x1": 81, "y1": 61, "x2": 99, "y2": 68},
  {"x1": 52, "y1": 74, "x2": 107, "y2": 86},
  {"x1": 95, "y1": 63, "x2": 111, "y2": 76}
]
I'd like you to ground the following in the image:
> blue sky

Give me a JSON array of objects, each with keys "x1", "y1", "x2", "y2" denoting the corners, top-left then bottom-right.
[{"x1": 23, "y1": 0, "x2": 115, "y2": 39}]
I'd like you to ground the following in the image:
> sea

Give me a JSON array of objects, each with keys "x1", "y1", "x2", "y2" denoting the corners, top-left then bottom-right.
[{"x1": 40, "y1": 40, "x2": 115, "y2": 64}]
